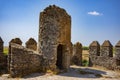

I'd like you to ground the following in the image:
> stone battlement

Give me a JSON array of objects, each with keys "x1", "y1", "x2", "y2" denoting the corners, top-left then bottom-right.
[{"x1": 89, "y1": 40, "x2": 120, "y2": 71}]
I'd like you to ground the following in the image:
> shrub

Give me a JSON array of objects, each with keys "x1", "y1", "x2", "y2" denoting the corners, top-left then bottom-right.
[
  {"x1": 82, "y1": 46, "x2": 89, "y2": 50},
  {"x1": 82, "y1": 59, "x2": 89, "y2": 66}
]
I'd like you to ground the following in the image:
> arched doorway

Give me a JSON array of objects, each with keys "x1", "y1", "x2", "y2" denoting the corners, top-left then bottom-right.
[{"x1": 56, "y1": 44, "x2": 63, "y2": 69}]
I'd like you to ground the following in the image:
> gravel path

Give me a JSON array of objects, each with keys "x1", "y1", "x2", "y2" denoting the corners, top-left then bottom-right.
[{"x1": 0, "y1": 66, "x2": 120, "y2": 80}]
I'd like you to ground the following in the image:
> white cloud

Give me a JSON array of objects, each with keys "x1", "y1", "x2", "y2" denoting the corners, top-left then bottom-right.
[{"x1": 88, "y1": 11, "x2": 102, "y2": 16}]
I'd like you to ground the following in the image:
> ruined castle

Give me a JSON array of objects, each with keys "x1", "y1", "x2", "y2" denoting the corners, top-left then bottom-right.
[{"x1": 0, "y1": 5, "x2": 120, "y2": 77}]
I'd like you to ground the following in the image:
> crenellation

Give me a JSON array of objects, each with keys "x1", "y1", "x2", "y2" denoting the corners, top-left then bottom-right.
[
  {"x1": 25, "y1": 38, "x2": 37, "y2": 51},
  {"x1": 8, "y1": 38, "x2": 23, "y2": 73},
  {"x1": 89, "y1": 40, "x2": 120, "y2": 71},
  {"x1": 72, "y1": 42, "x2": 82, "y2": 66},
  {"x1": 89, "y1": 41, "x2": 100, "y2": 56},
  {"x1": 101, "y1": 40, "x2": 113, "y2": 57},
  {"x1": 89, "y1": 41, "x2": 100, "y2": 66}
]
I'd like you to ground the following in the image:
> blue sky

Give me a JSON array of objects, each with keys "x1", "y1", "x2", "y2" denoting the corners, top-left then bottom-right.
[{"x1": 0, "y1": 0, "x2": 120, "y2": 46}]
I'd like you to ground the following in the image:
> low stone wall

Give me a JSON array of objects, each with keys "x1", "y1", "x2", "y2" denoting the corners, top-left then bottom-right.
[
  {"x1": 89, "y1": 40, "x2": 120, "y2": 71},
  {"x1": 9, "y1": 43, "x2": 42, "y2": 77}
]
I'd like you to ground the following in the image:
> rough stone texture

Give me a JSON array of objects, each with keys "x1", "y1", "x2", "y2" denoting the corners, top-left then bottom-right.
[
  {"x1": 89, "y1": 41, "x2": 100, "y2": 66},
  {"x1": 89, "y1": 41, "x2": 100, "y2": 56},
  {"x1": 72, "y1": 42, "x2": 82, "y2": 66},
  {"x1": 0, "y1": 37, "x2": 7, "y2": 72},
  {"x1": 38, "y1": 5, "x2": 71, "y2": 71},
  {"x1": 115, "y1": 41, "x2": 120, "y2": 66},
  {"x1": 9, "y1": 43, "x2": 42, "y2": 77},
  {"x1": 8, "y1": 38, "x2": 22, "y2": 73},
  {"x1": 9, "y1": 38, "x2": 22, "y2": 56},
  {"x1": 9, "y1": 38, "x2": 22, "y2": 45},
  {"x1": 70, "y1": 42, "x2": 73, "y2": 65},
  {"x1": 101, "y1": 40, "x2": 113, "y2": 57},
  {"x1": 89, "y1": 40, "x2": 120, "y2": 71},
  {"x1": 25, "y1": 38, "x2": 37, "y2": 51}
]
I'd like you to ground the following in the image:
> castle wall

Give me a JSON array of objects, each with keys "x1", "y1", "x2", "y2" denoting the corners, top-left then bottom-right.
[
  {"x1": 89, "y1": 40, "x2": 120, "y2": 71},
  {"x1": 9, "y1": 43, "x2": 42, "y2": 77}
]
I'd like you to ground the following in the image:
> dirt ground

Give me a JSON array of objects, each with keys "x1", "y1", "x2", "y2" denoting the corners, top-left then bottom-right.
[{"x1": 0, "y1": 65, "x2": 120, "y2": 80}]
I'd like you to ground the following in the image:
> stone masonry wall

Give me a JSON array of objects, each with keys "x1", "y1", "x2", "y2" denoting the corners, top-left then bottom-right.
[
  {"x1": 89, "y1": 40, "x2": 120, "y2": 71},
  {"x1": 72, "y1": 42, "x2": 82, "y2": 66},
  {"x1": 9, "y1": 43, "x2": 42, "y2": 77}
]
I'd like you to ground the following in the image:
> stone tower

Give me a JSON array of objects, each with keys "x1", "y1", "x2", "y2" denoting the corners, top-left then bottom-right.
[{"x1": 38, "y1": 5, "x2": 71, "y2": 71}]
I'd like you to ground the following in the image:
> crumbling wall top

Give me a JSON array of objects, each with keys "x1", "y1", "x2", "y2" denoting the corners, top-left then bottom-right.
[
  {"x1": 74, "y1": 42, "x2": 82, "y2": 48},
  {"x1": 115, "y1": 41, "x2": 120, "y2": 47},
  {"x1": 26, "y1": 38, "x2": 37, "y2": 45},
  {"x1": 40, "y1": 5, "x2": 71, "y2": 19},
  {"x1": 102, "y1": 40, "x2": 113, "y2": 47},
  {"x1": 9, "y1": 38, "x2": 22, "y2": 45},
  {"x1": 89, "y1": 41, "x2": 100, "y2": 47}
]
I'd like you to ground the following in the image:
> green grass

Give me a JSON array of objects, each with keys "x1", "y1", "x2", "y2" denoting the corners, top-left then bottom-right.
[
  {"x1": 82, "y1": 46, "x2": 89, "y2": 50},
  {"x1": 3, "y1": 46, "x2": 8, "y2": 55},
  {"x1": 82, "y1": 50, "x2": 89, "y2": 66},
  {"x1": 82, "y1": 59, "x2": 89, "y2": 66}
]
